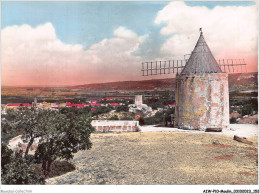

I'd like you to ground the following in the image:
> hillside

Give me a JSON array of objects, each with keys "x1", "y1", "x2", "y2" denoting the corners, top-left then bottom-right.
[
  {"x1": 68, "y1": 78, "x2": 176, "y2": 91},
  {"x1": 69, "y1": 72, "x2": 258, "y2": 91}
]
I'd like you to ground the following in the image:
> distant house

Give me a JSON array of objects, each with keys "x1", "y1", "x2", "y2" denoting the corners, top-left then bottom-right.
[
  {"x1": 164, "y1": 104, "x2": 176, "y2": 109},
  {"x1": 6, "y1": 104, "x2": 22, "y2": 109},
  {"x1": 66, "y1": 102, "x2": 72, "y2": 107},
  {"x1": 91, "y1": 103, "x2": 101, "y2": 107},
  {"x1": 7, "y1": 103, "x2": 22, "y2": 106},
  {"x1": 101, "y1": 97, "x2": 113, "y2": 101},
  {"x1": 70, "y1": 104, "x2": 84, "y2": 108},
  {"x1": 51, "y1": 103, "x2": 60, "y2": 109},
  {"x1": 21, "y1": 103, "x2": 31, "y2": 107},
  {"x1": 109, "y1": 103, "x2": 119, "y2": 108}
]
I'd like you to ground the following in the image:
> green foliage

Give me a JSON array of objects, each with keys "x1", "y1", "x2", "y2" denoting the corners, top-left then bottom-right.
[
  {"x1": 32, "y1": 111, "x2": 94, "y2": 177},
  {"x1": 241, "y1": 104, "x2": 255, "y2": 116},
  {"x1": 143, "y1": 108, "x2": 175, "y2": 125},
  {"x1": 116, "y1": 105, "x2": 129, "y2": 112},
  {"x1": 92, "y1": 106, "x2": 112, "y2": 116},
  {"x1": 1, "y1": 110, "x2": 24, "y2": 144},
  {"x1": 1, "y1": 143, "x2": 45, "y2": 185},
  {"x1": 108, "y1": 115, "x2": 119, "y2": 120},
  {"x1": 60, "y1": 107, "x2": 91, "y2": 117},
  {"x1": 120, "y1": 113, "x2": 134, "y2": 120},
  {"x1": 4, "y1": 108, "x2": 94, "y2": 178},
  {"x1": 230, "y1": 97, "x2": 258, "y2": 116},
  {"x1": 1, "y1": 143, "x2": 13, "y2": 171},
  {"x1": 230, "y1": 117, "x2": 237, "y2": 124},
  {"x1": 144, "y1": 111, "x2": 164, "y2": 125}
]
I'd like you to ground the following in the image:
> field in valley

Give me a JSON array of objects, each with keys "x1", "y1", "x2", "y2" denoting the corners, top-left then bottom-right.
[{"x1": 46, "y1": 132, "x2": 258, "y2": 185}]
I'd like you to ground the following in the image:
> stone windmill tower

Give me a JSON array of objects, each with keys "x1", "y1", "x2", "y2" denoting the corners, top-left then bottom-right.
[
  {"x1": 141, "y1": 28, "x2": 247, "y2": 131},
  {"x1": 175, "y1": 29, "x2": 229, "y2": 131}
]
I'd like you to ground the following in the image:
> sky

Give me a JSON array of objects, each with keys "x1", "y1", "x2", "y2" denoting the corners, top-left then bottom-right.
[{"x1": 1, "y1": 1, "x2": 258, "y2": 86}]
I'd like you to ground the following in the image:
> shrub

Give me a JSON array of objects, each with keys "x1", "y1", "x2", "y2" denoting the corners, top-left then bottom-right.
[
  {"x1": 92, "y1": 106, "x2": 112, "y2": 116},
  {"x1": 138, "y1": 116, "x2": 145, "y2": 126},
  {"x1": 241, "y1": 104, "x2": 255, "y2": 116},
  {"x1": 109, "y1": 115, "x2": 119, "y2": 120},
  {"x1": 230, "y1": 117, "x2": 237, "y2": 124},
  {"x1": 1, "y1": 143, "x2": 45, "y2": 185},
  {"x1": 120, "y1": 114, "x2": 134, "y2": 120},
  {"x1": 116, "y1": 105, "x2": 129, "y2": 112}
]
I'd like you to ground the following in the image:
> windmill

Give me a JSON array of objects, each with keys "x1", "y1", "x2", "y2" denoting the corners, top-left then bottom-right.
[
  {"x1": 141, "y1": 29, "x2": 245, "y2": 131},
  {"x1": 141, "y1": 29, "x2": 247, "y2": 77}
]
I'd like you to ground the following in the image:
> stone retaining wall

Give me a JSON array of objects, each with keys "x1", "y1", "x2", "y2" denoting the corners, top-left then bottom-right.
[
  {"x1": 8, "y1": 135, "x2": 40, "y2": 150},
  {"x1": 91, "y1": 120, "x2": 139, "y2": 132}
]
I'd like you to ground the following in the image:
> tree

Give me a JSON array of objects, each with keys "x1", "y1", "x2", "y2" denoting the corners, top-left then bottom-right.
[
  {"x1": 1, "y1": 143, "x2": 45, "y2": 185},
  {"x1": 34, "y1": 112, "x2": 94, "y2": 177},
  {"x1": 92, "y1": 106, "x2": 112, "y2": 116},
  {"x1": 7, "y1": 108, "x2": 94, "y2": 178}
]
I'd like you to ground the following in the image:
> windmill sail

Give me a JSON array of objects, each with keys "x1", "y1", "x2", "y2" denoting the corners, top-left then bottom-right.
[{"x1": 141, "y1": 58, "x2": 247, "y2": 76}]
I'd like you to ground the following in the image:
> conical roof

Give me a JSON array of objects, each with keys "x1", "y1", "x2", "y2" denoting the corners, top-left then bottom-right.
[{"x1": 181, "y1": 30, "x2": 222, "y2": 74}]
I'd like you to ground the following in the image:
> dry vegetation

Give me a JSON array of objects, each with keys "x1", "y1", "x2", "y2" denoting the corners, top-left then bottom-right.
[
  {"x1": 46, "y1": 132, "x2": 258, "y2": 185},
  {"x1": 1, "y1": 88, "x2": 79, "y2": 97}
]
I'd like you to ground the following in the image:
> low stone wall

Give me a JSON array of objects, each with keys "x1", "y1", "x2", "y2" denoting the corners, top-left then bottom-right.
[
  {"x1": 8, "y1": 135, "x2": 23, "y2": 149},
  {"x1": 91, "y1": 120, "x2": 139, "y2": 132},
  {"x1": 8, "y1": 135, "x2": 40, "y2": 151}
]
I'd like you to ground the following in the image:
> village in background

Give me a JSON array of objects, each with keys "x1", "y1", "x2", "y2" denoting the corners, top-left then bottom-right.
[{"x1": 2, "y1": 71, "x2": 258, "y2": 123}]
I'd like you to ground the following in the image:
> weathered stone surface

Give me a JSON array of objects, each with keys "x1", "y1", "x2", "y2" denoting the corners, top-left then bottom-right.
[{"x1": 175, "y1": 73, "x2": 229, "y2": 131}]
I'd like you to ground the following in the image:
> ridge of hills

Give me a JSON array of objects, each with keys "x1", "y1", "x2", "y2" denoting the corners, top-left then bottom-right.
[{"x1": 69, "y1": 72, "x2": 258, "y2": 91}]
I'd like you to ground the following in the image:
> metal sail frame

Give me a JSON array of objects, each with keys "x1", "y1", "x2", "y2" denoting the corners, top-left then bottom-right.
[{"x1": 141, "y1": 58, "x2": 247, "y2": 76}]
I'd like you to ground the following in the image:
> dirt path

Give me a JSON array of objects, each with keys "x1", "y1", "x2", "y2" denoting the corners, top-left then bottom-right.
[
  {"x1": 139, "y1": 124, "x2": 258, "y2": 138},
  {"x1": 46, "y1": 132, "x2": 258, "y2": 185}
]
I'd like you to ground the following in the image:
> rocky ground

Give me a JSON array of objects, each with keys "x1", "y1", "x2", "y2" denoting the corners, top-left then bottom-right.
[{"x1": 46, "y1": 128, "x2": 258, "y2": 185}]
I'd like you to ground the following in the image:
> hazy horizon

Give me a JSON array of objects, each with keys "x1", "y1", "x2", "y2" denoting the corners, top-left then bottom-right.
[{"x1": 1, "y1": 71, "x2": 258, "y2": 88}]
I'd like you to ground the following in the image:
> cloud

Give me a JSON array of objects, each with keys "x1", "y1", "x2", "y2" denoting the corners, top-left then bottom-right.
[
  {"x1": 2, "y1": 23, "x2": 147, "y2": 86},
  {"x1": 155, "y1": 2, "x2": 258, "y2": 71}
]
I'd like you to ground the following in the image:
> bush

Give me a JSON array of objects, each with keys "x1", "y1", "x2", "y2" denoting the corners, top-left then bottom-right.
[
  {"x1": 241, "y1": 104, "x2": 255, "y2": 116},
  {"x1": 92, "y1": 106, "x2": 112, "y2": 116},
  {"x1": 116, "y1": 105, "x2": 129, "y2": 112},
  {"x1": 230, "y1": 117, "x2": 237, "y2": 124},
  {"x1": 1, "y1": 143, "x2": 45, "y2": 185},
  {"x1": 120, "y1": 114, "x2": 134, "y2": 120},
  {"x1": 143, "y1": 109, "x2": 175, "y2": 125},
  {"x1": 108, "y1": 115, "x2": 119, "y2": 120},
  {"x1": 144, "y1": 113, "x2": 163, "y2": 125},
  {"x1": 139, "y1": 117, "x2": 145, "y2": 126}
]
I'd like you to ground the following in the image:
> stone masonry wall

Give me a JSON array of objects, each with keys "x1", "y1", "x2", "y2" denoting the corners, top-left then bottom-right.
[
  {"x1": 175, "y1": 73, "x2": 229, "y2": 130},
  {"x1": 91, "y1": 120, "x2": 139, "y2": 132}
]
